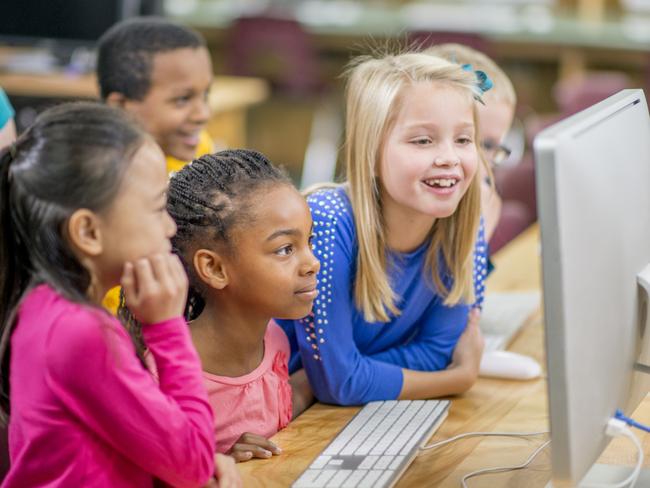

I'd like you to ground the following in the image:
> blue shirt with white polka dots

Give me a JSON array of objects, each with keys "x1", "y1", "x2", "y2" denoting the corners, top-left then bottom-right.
[{"x1": 276, "y1": 187, "x2": 488, "y2": 405}]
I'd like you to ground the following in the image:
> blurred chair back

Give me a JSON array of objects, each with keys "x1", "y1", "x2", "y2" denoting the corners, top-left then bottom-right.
[
  {"x1": 554, "y1": 71, "x2": 632, "y2": 116},
  {"x1": 225, "y1": 16, "x2": 321, "y2": 96}
]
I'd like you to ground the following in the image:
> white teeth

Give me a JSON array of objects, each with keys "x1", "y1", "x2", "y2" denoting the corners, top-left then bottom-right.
[{"x1": 426, "y1": 178, "x2": 456, "y2": 187}]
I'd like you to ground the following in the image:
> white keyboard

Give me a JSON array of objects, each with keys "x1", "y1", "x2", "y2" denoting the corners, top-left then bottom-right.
[
  {"x1": 480, "y1": 291, "x2": 541, "y2": 352},
  {"x1": 292, "y1": 399, "x2": 450, "y2": 488}
]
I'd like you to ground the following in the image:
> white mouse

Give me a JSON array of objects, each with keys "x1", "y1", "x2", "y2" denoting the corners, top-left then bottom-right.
[{"x1": 479, "y1": 350, "x2": 542, "y2": 380}]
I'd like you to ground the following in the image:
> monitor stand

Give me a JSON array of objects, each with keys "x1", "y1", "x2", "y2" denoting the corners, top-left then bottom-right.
[{"x1": 546, "y1": 465, "x2": 650, "y2": 487}]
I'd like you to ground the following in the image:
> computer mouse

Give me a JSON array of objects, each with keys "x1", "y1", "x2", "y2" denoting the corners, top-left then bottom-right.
[{"x1": 479, "y1": 350, "x2": 542, "y2": 380}]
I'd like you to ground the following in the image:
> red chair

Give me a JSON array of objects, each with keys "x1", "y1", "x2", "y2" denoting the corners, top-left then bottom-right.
[{"x1": 224, "y1": 15, "x2": 322, "y2": 97}]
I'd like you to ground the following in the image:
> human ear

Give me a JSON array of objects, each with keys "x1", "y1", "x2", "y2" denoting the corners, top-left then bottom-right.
[
  {"x1": 105, "y1": 92, "x2": 128, "y2": 109},
  {"x1": 193, "y1": 249, "x2": 229, "y2": 290},
  {"x1": 67, "y1": 209, "x2": 103, "y2": 257}
]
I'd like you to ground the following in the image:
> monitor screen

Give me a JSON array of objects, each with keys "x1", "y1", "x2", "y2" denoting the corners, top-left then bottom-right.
[
  {"x1": 0, "y1": 0, "x2": 161, "y2": 44},
  {"x1": 535, "y1": 89, "x2": 650, "y2": 485},
  {"x1": 0, "y1": 1, "x2": 122, "y2": 43}
]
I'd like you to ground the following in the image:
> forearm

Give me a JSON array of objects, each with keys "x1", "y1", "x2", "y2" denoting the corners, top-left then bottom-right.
[
  {"x1": 290, "y1": 369, "x2": 315, "y2": 418},
  {"x1": 399, "y1": 365, "x2": 478, "y2": 400}
]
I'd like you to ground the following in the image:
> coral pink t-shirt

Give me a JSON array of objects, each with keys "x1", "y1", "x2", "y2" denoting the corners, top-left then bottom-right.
[{"x1": 205, "y1": 321, "x2": 293, "y2": 453}]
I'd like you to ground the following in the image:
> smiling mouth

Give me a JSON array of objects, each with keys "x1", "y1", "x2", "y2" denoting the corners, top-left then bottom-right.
[{"x1": 423, "y1": 177, "x2": 459, "y2": 189}]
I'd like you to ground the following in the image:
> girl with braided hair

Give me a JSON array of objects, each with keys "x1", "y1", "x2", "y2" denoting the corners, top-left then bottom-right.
[{"x1": 150, "y1": 149, "x2": 319, "y2": 461}]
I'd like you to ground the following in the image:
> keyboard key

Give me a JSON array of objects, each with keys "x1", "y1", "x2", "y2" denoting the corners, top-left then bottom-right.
[
  {"x1": 388, "y1": 455, "x2": 405, "y2": 470},
  {"x1": 358, "y1": 455, "x2": 379, "y2": 470},
  {"x1": 294, "y1": 469, "x2": 322, "y2": 487},
  {"x1": 326, "y1": 470, "x2": 353, "y2": 487},
  {"x1": 312, "y1": 455, "x2": 331, "y2": 469},
  {"x1": 357, "y1": 469, "x2": 384, "y2": 488},
  {"x1": 313, "y1": 469, "x2": 337, "y2": 487},
  {"x1": 374, "y1": 455, "x2": 394, "y2": 470},
  {"x1": 340, "y1": 469, "x2": 368, "y2": 488}
]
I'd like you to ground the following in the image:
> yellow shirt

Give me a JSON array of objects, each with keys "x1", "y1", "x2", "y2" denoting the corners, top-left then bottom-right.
[
  {"x1": 102, "y1": 130, "x2": 214, "y2": 315},
  {"x1": 165, "y1": 130, "x2": 213, "y2": 174}
]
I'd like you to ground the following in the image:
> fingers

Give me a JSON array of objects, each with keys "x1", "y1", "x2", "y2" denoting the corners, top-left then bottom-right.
[
  {"x1": 134, "y1": 258, "x2": 156, "y2": 298},
  {"x1": 228, "y1": 433, "x2": 282, "y2": 462},
  {"x1": 214, "y1": 453, "x2": 242, "y2": 488},
  {"x1": 121, "y1": 253, "x2": 188, "y2": 325},
  {"x1": 239, "y1": 433, "x2": 282, "y2": 455}
]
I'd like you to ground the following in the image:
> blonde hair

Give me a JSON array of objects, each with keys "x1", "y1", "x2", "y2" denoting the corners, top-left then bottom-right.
[
  {"x1": 424, "y1": 43, "x2": 516, "y2": 108},
  {"x1": 336, "y1": 51, "x2": 484, "y2": 323}
]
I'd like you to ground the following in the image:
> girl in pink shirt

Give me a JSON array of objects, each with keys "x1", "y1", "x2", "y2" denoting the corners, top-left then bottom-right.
[
  {"x1": 0, "y1": 103, "x2": 240, "y2": 487},
  {"x1": 124, "y1": 150, "x2": 319, "y2": 461}
]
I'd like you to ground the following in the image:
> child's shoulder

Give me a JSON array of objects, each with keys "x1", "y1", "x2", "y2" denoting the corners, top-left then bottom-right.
[
  {"x1": 24, "y1": 285, "x2": 124, "y2": 352},
  {"x1": 306, "y1": 185, "x2": 352, "y2": 223}
]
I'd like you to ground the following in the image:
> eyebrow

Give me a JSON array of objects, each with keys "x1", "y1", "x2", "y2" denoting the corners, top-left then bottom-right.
[
  {"x1": 403, "y1": 121, "x2": 474, "y2": 130},
  {"x1": 266, "y1": 228, "x2": 301, "y2": 241}
]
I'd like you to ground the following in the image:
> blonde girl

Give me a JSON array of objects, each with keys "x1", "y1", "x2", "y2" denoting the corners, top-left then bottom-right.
[{"x1": 276, "y1": 52, "x2": 488, "y2": 405}]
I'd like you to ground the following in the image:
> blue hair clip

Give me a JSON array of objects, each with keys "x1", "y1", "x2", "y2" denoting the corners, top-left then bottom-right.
[{"x1": 461, "y1": 63, "x2": 493, "y2": 104}]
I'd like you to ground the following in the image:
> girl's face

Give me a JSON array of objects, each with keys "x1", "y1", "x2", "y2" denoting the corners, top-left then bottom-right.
[
  {"x1": 222, "y1": 184, "x2": 320, "y2": 319},
  {"x1": 379, "y1": 81, "x2": 479, "y2": 221},
  {"x1": 97, "y1": 139, "x2": 177, "y2": 286}
]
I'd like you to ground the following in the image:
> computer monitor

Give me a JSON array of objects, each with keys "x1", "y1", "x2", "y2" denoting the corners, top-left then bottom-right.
[
  {"x1": 0, "y1": 0, "x2": 162, "y2": 45},
  {"x1": 535, "y1": 89, "x2": 650, "y2": 486}
]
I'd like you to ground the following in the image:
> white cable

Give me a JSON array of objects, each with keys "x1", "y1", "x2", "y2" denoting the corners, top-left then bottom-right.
[
  {"x1": 581, "y1": 419, "x2": 643, "y2": 488},
  {"x1": 421, "y1": 430, "x2": 549, "y2": 451},
  {"x1": 460, "y1": 439, "x2": 551, "y2": 488}
]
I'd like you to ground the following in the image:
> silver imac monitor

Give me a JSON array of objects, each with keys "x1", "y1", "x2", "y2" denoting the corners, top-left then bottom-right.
[{"x1": 535, "y1": 89, "x2": 650, "y2": 487}]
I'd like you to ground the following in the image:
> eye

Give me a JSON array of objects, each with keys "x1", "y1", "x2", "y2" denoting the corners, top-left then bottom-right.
[
  {"x1": 275, "y1": 244, "x2": 294, "y2": 257},
  {"x1": 173, "y1": 95, "x2": 191, "y2": 107},
  {"x1": 457, "y1": 135, "x2": 473, "y2": 146},
  {"x1": 308, "y1": 234, "x2": 315, "y2": 249},
  {"x1": 410, "y1": 137, "x2": 432, "y2": 146}
]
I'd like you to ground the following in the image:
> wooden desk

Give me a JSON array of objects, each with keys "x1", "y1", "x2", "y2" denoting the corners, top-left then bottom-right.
[
  {"x1": 238, "y1": 224, "x2": 650, "y2": 487},
  {"x1": 0, "y1": 52, "x2": 269, "y2": 148}
]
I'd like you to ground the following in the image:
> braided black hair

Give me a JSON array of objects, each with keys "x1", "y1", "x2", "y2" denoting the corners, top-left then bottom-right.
[
  {"x1": 97, "y1": 17, "x2": 206, "y2": 101},
  {"x1": 169, "y1": 149, "x2": 291, "y2": 319},
  {"x1": 118, "y1": 149, "x2": 291, "y2": 345}
]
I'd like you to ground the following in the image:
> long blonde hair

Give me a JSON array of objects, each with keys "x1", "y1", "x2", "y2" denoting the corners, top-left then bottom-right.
[{"x1": 341, "y1": 52, "x2": 485, "y2": 323}]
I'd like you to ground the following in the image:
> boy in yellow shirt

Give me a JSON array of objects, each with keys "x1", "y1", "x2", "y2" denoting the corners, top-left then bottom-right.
[
  {"x1": 97, "y1": 17, "x2": 214, "y2": 312},
  {"x1": 97, "y1": 17, "x2": 214, "y2": 175}
]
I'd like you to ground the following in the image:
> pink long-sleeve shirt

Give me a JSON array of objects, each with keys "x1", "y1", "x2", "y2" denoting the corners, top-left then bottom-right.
[{"x1": 3, "y1": 284, "x2": 215, "y2": 487}]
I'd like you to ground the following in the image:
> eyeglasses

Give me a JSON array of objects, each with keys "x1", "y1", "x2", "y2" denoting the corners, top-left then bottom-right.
[{"x1": 481, "y1": 140, "x2": 512, "y2": 166}]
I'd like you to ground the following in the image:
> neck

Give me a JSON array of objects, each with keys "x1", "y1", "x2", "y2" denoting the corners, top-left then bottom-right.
[
  {"x1": 190, "y1": 296, "x2": 268, "y2": 377},
  {"x1": 381, "y1": 191, "x2": 435, "y2": 253}
]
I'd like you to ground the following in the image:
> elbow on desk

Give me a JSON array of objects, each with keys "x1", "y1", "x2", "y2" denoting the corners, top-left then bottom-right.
[{"x1": 312, "y1": 376, "x2": 393, "y2": 406}]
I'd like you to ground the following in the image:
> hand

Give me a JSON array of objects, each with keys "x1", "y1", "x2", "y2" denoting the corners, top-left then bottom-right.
[
  {"x1": 202, "y1": 453, "x2": 242, "y2": 488},
  {"x1": 121, "y1": 253, "x2": 188, "y2": 325},
  {"x1": 226, "y1": 433, "x2": 282, "y2": 462},
  {"x1": 449, "y1": 308, "x2": 484, "y2": 380}
]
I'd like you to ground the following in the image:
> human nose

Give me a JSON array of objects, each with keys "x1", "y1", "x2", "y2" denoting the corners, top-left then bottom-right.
[
  {"x1": 433, "y1": 141, "x2": 461, "y2": 167},
  {"x1": 301, "y1": 248, "x2": 321, "y2": 276},
  {"x1": 191, "y1": 96, "x2": 211, "y2": 124}
]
